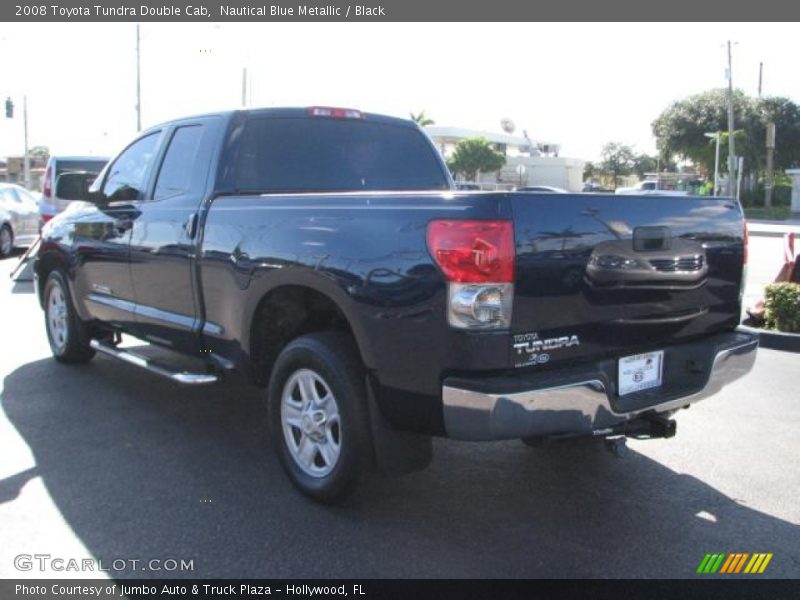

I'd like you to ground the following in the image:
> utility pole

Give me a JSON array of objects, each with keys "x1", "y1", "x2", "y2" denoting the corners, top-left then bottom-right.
[
  {"x1": 136, "y1": 24, "x2": 141, "y2": 131},
  {"x1": 726, "y1": 41, "x2": 736, "y2": 197},
  {"x1": 241, "y1": 67, "x2": 248, "y2": 107},
  {"x1": 23, "y1": 96, "x2": 29, "y2": 189}
]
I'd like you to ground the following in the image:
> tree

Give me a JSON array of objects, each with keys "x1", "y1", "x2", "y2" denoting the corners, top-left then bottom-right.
[
  {"x1": 652, "y1": 89, "x2": 757, "y2": 173},
  {"x1": 757, "y1": 96, "x2": 800, "y2": 169},
  {"x1": 409, "y1": 110, "x2": 435, "y2": 127},
  {"x1": 600, "y1": 142, "x2": 635, "y2": 189},
  {"x1": 583, "y1": 161, "x2": 598, "y2": 181},
  {"x1": 632, "y1": 153, "x2": 658, "y2": 180},
  {"x1": 652, "y1": 89, "x2": 800, "y2": 175},
  {"x1": 446, "y1": 137, "x2": 506, "y2": 181},
  {"x1": 29, "y1": 145, "x2": 49, "y2": 158}
]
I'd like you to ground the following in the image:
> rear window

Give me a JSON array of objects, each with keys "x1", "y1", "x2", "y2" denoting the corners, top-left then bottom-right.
[
  {"x1": 56, "y1": 159, "x2": 107, "y2": 175},
  {"x1": 233, "y1": 117, "x2": 449, "y2": 193}
]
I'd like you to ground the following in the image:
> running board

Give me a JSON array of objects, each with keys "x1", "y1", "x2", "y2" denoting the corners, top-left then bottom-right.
[{"x1": 89, "y1": 339, "x2": 219, "y2": 386}]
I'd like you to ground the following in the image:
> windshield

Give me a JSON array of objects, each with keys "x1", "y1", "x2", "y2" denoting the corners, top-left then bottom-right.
[{"x1": 233, "y1": 117, "x2": 449, "y2": 193}]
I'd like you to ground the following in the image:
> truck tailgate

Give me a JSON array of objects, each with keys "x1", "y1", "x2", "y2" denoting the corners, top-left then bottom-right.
[{"x1": 510, "y1": 193, "x2": 745, "y2": 368}]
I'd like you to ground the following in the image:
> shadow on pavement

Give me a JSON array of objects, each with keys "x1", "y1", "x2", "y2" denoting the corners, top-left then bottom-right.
[{"x1": 2, "y1": 354, "x2": 798, "y2": 578}]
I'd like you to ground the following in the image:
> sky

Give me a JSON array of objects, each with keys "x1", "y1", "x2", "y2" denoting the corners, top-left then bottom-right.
[{"x1": 1, "y1": 22, "x2": 799, "y2": 162}]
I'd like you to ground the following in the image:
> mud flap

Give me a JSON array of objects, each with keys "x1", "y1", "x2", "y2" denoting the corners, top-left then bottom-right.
[
  {"x1": 365, "y1": 375, "x2": 433, "y2": 476},
  {"x1": 9, "y1": 238, "x2": 40, "y2": 283}
]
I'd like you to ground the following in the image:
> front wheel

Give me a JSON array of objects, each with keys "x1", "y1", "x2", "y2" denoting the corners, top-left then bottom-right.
[
  {"x1": 43, "y1": 270, "x2": 95, "y2": 363},
  {"x1": 267, "y1": 332, "x2": 372, "y2": 503},
  {"x1": 0, "y1": 225, "x2": 13, "y2": 258}
]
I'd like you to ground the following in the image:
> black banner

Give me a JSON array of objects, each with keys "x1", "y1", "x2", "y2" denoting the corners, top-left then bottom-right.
[
  {"x1": 3, "y1": 0, "x2": 800, "y2": 21},
  {"x1": 2, "y1": 579, "x2": 800, "y2": 600}
]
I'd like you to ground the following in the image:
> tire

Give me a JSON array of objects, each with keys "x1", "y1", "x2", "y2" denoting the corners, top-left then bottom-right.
[
  {"x1": 0, "y1": 224, "x2": 12, "y2": 258},
  {"x1": 267, "y1": 332, "x2": 372, "y2": 503},
  {"x1": 43, "y1": 270, "x2": 95, "y2": 363}
]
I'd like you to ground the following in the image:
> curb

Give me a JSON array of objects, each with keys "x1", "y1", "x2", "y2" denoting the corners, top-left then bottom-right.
[
  {"x1": 748, "y1": 230, "x2": 793, "y2": 238},
  {"x1": 740, "y1": 324, "x2": 800, "y2": 353}
]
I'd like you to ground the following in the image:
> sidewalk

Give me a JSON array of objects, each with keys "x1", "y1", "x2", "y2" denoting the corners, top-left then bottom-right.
[{"x1": 747, "y1": 218, "x2": 800, "y2": 237}]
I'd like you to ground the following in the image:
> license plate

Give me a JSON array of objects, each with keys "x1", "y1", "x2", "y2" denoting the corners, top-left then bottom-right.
[{"x1": 618, "y1": 350, "x2": 664, "y2": 396}]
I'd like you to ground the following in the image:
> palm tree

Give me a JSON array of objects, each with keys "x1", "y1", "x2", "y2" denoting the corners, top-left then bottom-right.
[{"x1": 409, "y1": 111, "x2": 435, "y2": 127}]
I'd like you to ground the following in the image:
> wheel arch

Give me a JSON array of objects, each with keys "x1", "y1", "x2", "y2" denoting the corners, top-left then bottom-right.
[{"x1": 243, "y1": 271, "x2": 376, "y2": 386}]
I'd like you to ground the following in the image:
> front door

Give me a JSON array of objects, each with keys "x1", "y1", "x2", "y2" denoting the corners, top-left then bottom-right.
[{"x1": 73, "y1": 131, "x2": 162, "y2": 328}]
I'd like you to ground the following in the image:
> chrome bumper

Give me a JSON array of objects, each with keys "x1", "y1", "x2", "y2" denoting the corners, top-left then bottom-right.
[{"x1": 442, "y1": 330, "x2": 758, "y2": 441}]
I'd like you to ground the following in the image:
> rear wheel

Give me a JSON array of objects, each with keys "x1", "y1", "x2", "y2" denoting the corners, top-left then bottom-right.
[
  {"x1": 0, "y1": 225, "x2": 12, "y2": 257},
  {"x1": 44, "y1": 270, "x2": 95, "y2": 363},
  {"x1": 267, "y1": 332, "x2": 372, "y2": 503}
]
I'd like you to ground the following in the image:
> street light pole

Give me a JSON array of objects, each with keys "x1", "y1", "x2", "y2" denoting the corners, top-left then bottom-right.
[
  {"x1": 726, "y1": 40, "x2": 736, "y2": 197},
  {"x1": 705, "y1": 132, "x2": 721, "y2": 196},
  {"x1": 136, "y1": 24, "x2": 141, "y2": 132},
  {"x1": 23, "y1": 95, "x2": 29, "y2": 188}
]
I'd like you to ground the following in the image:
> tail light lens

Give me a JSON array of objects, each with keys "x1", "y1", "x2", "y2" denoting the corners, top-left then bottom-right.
[
  {"x1": 739, "y1": 222, "x2": 749, "y2": 306},
  {"x1": 426, "y1": 220, "x2": 514, "y2": 283},
  {"x1": 743, "y1": 222, "x2": 749, "y2": 265},
  {"x1": 427, "y1": 220, "x2": 515, "y2": 330},
  {"x1": 42, "y1": 166, "x2": 52, "y2": 198}
]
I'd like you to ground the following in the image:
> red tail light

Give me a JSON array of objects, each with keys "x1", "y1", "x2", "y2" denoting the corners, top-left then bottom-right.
[
  {"x1": 42, "y1": 166, "x2": 52, "y2": 198},
  {"x1": 427, "y1": 220, "x2": 515, "y2": 283},
  {"x1": 743, "y1": 222, "x2": 749, "y2": 265},
  {"x1": 41, "y1": 214, "x2": 54, "y2": 224},
  {"x1": 308, "y1": 106, "x2": 363, "y2": 119}
]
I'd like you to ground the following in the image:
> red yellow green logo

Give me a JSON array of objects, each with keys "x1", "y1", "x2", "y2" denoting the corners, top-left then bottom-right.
[{"x1": 696, "y1": 552, "x2": 773, "y2": 574}]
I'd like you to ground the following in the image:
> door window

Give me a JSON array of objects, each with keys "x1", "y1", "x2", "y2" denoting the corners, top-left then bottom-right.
[
  {"x1": 103, "y1": 133, "x2": 160, "y2": 201},
  {"x1": 154, "y1": 125, "x2": 205, "y2": 200}
]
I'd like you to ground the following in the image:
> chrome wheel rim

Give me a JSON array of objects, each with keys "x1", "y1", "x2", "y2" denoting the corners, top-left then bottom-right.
[
  {"x1": 47, "y1": 283, "x2": 69, "y2": 353},
  {"x1": 281, "y1": 368, "x2": 341, "y2": 478},
  {"x1": 0, "y1": 228, "x2": 11, "y2": 255}
]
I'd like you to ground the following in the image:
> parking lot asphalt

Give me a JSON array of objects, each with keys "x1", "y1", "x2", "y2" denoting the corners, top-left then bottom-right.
[{"x1": 0, "y1": 241, "x2": 798, "y2": 579}]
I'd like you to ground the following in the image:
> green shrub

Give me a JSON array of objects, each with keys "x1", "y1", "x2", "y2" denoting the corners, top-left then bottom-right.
[
  {"x1": 740, "y1": 184, "x2": 791, "y2": 208},
  {"x1": 764, "y1": 282, "x2": 800, "y2": 332}
]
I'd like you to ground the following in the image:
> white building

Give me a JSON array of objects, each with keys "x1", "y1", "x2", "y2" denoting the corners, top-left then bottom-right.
[{"x1": 425, "y1": 126, "x2": 585, "y2": 192}]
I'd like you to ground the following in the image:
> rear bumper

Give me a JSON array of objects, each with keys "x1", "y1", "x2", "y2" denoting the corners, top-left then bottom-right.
[{"x1": 442, "y1": 329, "x2": 758, "y2": 441}]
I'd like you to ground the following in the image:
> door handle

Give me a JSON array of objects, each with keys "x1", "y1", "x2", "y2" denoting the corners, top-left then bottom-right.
[
  {"x1": 115, "y1": 219, "x2": 133, "y2": 234},
  {"x1": 185, "y1": 212, "x2": 199, "y2": 239}
]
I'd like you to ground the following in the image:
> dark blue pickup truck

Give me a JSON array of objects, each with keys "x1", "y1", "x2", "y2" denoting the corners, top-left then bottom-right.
[{"x1": 35, "y1": 107, "x2": 757, "y2": 502}]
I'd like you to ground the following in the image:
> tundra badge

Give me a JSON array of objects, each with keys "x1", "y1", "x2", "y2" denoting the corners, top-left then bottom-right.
[{"x1": 512, "y1": 332, "x2": 580, "y2": 367}]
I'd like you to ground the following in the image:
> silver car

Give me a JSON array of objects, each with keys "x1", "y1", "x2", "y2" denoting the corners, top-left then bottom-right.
[
  {"x1": 0, "y1": 183, "x2": 40, "y2": 258},
  {"x1": 39, "y1": 156, "x2": 108, "y2": 225}
]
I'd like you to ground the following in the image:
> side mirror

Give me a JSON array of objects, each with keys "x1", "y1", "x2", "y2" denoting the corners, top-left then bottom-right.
[{"x1": 55, "y1": 172, "x2": 104, "y2": 202}]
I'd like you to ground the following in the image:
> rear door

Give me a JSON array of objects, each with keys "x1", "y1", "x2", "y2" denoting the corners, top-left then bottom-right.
[
  {"x1": 127, "y1": 116, "x2": 221, "y2": 352},
  {"x1": 509, "y1": 193, "x2": 745, "y2": 368}
]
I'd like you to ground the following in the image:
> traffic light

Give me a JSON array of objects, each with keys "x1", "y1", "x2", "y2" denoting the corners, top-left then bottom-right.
[{"x1": 4, "y1": 97, "x2": 13, "y2": 118}]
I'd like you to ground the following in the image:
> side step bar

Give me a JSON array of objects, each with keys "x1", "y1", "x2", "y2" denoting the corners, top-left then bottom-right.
[{"x1": 90, "y1": 339, "x2": 219, "y2": 386}]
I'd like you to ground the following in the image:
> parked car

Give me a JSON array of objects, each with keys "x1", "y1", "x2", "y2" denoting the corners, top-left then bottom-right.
[
  {"x1": 39, "y1": 156, "x2": 108, "y2": 226},
  {"x1": 36, "y1": 106, "x2": 757, "y2": 502},
  {"x1": 516, "y1": 185, "x2": 567, "y2": 193},
  {"x1": 582, "y1": 182, "x2": 613, "y2": 193},
  {"x1": 0, "y1": 183, "x2": 40, "y2": 257},
  {"x1": 615, "y1": 180, "x2": 688, "y2": 196}
]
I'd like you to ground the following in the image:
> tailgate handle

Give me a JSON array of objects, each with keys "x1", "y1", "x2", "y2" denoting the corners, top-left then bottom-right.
[{"x1": 614, "y1": 307, "x2": 708, "y2": 325}]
